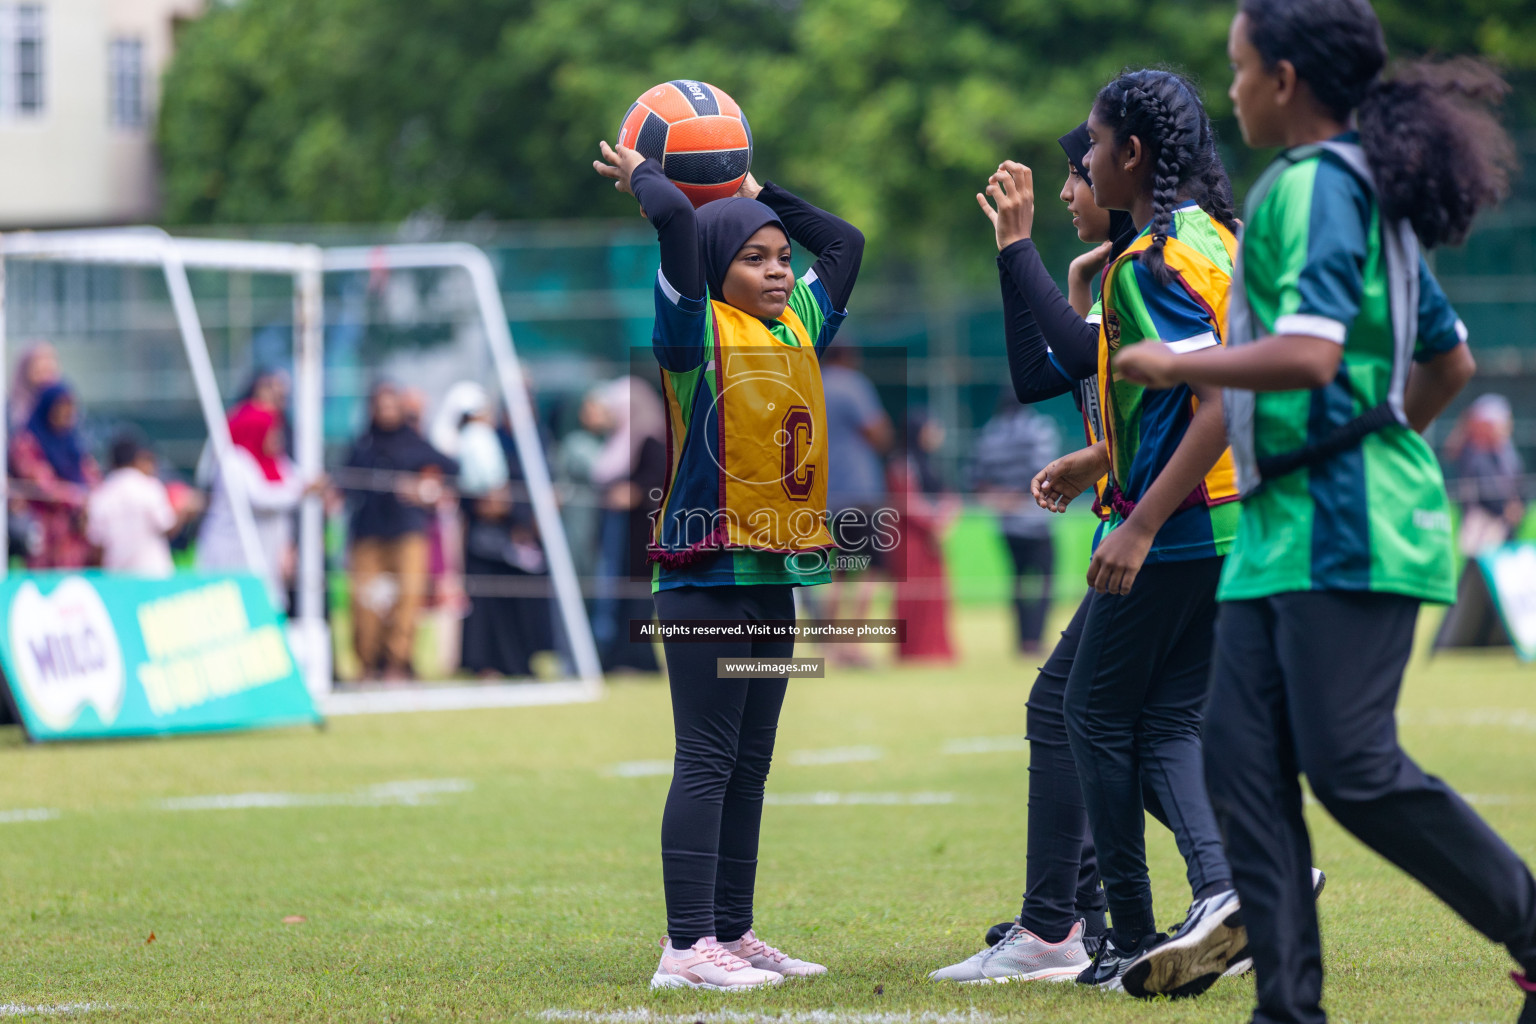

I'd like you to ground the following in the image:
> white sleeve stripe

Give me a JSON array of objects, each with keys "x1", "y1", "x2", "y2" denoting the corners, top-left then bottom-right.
[
  {"x1": 1275, "y1": 314, "x2": 1348, "y2": 344},
  {"x1": 802, "y1": 267, "x2": 819, "y2": 291},
  {"x1": 1455, "y1": 319, "x2": 1469, "y2": 343},
  {"x1": 1166, "y1": 332, "x2": 1219, "y2": 354},
  {"x1": 657, "y1": 269, "x2": 683, "y2": 306},
  {"x1": 1085, "y1": 314, "x2": 1102, "y2": 326}
]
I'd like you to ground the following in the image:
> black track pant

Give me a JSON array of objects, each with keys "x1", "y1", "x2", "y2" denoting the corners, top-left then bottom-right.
[
  {"x1": 1005, "y1": 533, "x2": 1055, "y2": 652},
  {"x1": 653, "y1": 584, "x2": 795, "y2": 947},
  {"x1": 1064, "y1": 557, "x2": 1232, "y2": 943},
  {"x1": 1206, "y1": 591, "x2": 1536, "y2": 1024},
  {"x1": 1025, "y1": 589, "x2": 1180, "y2": 942}
]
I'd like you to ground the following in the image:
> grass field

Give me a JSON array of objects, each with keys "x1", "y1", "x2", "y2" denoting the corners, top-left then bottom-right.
[{"x1": 0, "y1": 603, "x2": 1532, "y2": 1023}]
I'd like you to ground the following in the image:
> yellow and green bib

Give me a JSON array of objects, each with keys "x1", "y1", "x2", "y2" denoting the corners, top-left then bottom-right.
[{"x1": 651, "y1": 298, "x2": 836, "y2": 567}]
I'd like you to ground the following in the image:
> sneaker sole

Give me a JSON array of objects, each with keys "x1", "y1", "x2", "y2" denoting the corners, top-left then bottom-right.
[
  {"x1": 1220, "y1": 873, "x2": 1326, "y2": 980},
  {"x1": 960, "y1": 966, "x2": 1085, "y2": 985},
  {"x1": 1122, "y1": 906, "x2": 1246, "y2": 1000},
  {"x1": 650, "y1": 972, "x2": 784, "y2": 991}
]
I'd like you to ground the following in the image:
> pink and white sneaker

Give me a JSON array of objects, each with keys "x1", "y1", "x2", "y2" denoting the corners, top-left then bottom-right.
[
  {"x1": 650, "y1": 937, "x2": 785, "y2": 991},
  {"x1": 722, "y1": 930, "x2": 827, "y2": 977}
]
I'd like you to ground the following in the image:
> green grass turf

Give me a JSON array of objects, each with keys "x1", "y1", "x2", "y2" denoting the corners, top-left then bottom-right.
[{"x1": 0, "y1": 604, "x2": 1532, "y2": 1022}]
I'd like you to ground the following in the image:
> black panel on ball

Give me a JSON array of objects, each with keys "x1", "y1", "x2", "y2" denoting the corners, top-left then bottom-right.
[
  {"x1": 635, "y1": 113, "x2": 670, "y2": 162},
  {"x1": 663, "y1": 149, "x2": 750, "y2": 186}
]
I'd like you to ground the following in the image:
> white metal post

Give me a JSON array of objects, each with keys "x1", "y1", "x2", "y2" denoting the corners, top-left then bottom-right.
[
  {"x1": 293, "y1": 247, "x2": 330, "y2": 698},
  {"x1": 157, "y1": 234, "x2": 271, "y2": 582},
  {"x1": 0, "y1": 228, "x2": 603, "y2": 713},
  {"x1": 321, "y1": 244, "x2": 604, "y2": 693}
]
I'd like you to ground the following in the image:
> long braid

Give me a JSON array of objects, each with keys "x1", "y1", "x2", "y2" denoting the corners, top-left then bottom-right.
[
  {"x1": 1094, "y1": 70, "x2": 1215, "y2": 285},
  {"x1": 1191, "y1": 109, "x2": 1240, "y2": 234}
]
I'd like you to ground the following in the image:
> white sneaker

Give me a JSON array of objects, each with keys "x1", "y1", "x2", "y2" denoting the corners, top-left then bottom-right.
[
  {"x1": 928, "y1": 919, "x2": 1089, "y2": 983},
  {"x1": 650, "y1": 936, "x2": 785, "y2": 990},
  {"x1": 723, "y1": 929, "x2": 827, "y2": 977}
]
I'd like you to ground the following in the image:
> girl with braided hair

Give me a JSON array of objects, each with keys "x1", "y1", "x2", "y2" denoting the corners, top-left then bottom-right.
[
  {"x1": 1116, "y1": 2, "x2": 1536, "y2": 1020},
  {"x1": 1026, "y1": 68, "x2": 1247, "y2": 995}
]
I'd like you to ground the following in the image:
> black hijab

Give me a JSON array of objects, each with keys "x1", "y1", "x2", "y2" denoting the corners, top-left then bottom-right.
[
  {"x1": 1057, "y1": 122, "x2": 1138, "y2": 258},
  {"x1": 695, "y1": 197, "x2": 787, "y2": 303}
]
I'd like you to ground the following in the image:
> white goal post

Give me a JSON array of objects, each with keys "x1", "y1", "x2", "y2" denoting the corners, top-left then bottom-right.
[{"x1": 0, "y1": 227, "x2": 603, "y2": 714}]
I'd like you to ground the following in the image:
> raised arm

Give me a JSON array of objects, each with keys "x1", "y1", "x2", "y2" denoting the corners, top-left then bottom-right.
[
  {"x1": 752, "y1": 181, "x2": 865, "y2": 311},
  {"x1": 978, "y1": 162, "x2": 1102, "y2": 381},
  {"x1": 595, "y1": 140, "x2": 710, "y2": 371},
  {"x1": 997, "y1": 248, "x2": 1073, "y2": 403},
  {"x1": 999, "y1": 239, "x2": 1103, "y2": 380},
  {"x1": 631, "y1": 160, "x2": 704, "y2": 302}
]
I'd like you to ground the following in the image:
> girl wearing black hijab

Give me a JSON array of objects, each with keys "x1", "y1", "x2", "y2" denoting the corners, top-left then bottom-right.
[{"x1": 595, "y1": 133, "x2": 863, "y2": 990}]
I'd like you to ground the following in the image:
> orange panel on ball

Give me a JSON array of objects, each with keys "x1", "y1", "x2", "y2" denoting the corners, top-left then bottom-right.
[{"x1": 664, "y1": 116, "x2": 750, "y2": 154}]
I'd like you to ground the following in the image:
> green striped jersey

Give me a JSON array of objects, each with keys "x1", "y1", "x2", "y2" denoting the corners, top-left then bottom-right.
[
  {"x1": 1218, "y1": 135, "x2": 1468, "y2": 604},
  {"x1": 1100, "y1": 203, "x2": 1240, "y2": 563}
]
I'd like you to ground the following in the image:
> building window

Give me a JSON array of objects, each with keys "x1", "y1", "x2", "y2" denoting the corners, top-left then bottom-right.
[
  {"x1": 0, "y1": 3, "x2": 45, "y2": 118},
  {"x1": 109, "y1": 37, "x2": 143, "y2": 128}
]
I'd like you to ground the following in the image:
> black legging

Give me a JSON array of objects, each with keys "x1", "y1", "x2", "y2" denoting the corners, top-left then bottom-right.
[
  {"x1": 1065, "y1": 557, "x2": 1232, "y2": 945},
  {"x1": 653, "y1": 583, "x2": 796, "y2": 947},
  {"x1": 1023, "y1": 590, "x2": 1107, "y2": 941}
]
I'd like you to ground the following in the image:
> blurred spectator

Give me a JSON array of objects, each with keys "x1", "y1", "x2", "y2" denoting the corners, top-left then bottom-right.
[
  {"x1": 237, "y1": 367, "x2": 290, "y2": 419},
  {"x1": 554, "y1": 393, "x2": 606, "y2": 581},
  {"x1": 820, "y1": 345, "x2": 893, "y2": 665},
  {"x1": 400, "y1": 386, "x2": 428, "y2": 432},
  {"x1": 197, "y1": 404, "x2": 310, "y2": 608},
  {"x1": 455, "y1": 408, "x2": 556, "y2": 678},
  {"x1": 428, "y1": 382, "x2": 508, "y2": 674},
  {"x1": 10, "y1": 383, "x2": 99, "y2": 569},
  {"x1": 971, "y1": 392, "x2": 1061, "y2": 654},
  {"x1": 196, "y1": 368, "x2": 293, "y2": 489},
  {"x1": 343, "y1": 381, "x2": 455, "y2": 681},
  {"x1": 1447, "y1": 393, "x2": 1526, "y2": 556},
  {"x1": 8, "y1": 342, "x2": 61, "y2": 433},
  {"x1": 432, "y1": 383, "x2": 510, "y2": 497},
  {"x1": 889, "y1": 409, "x2": 959, "y2": 663},
  {"x1": 588, "y1": 377, "x2": 665, "y2": 674},
  {"x1": 87, "y1": 435, "x2": 201, "y2": 577}
]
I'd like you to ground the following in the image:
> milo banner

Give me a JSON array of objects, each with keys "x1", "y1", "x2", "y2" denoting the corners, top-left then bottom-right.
[
  {"x1": 0, "y1": 572, "x2": 322, "y2": 741},
  {"x1": 1433, "y1": 542, "x2": 1536, "y2": 663}
]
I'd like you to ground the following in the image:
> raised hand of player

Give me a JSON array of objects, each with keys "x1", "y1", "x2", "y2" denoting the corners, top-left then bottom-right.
[
  {"x1": 1031, "y1": 442, "x2": 1109, "y2": 513},
  {"x1": 976, "y1": 161, "x2": 1036, "y2": 251},
  {"x1": 1114, "y1": 342, "x2": 1182, "y2": 390},
  {"x1": 1085, "y1": 517, "x2": 1154, "y2": 595},
  {"x1": 735, "y1": 172, "x2": 763, "y2": 200},
  {"x1": 594, "y1": 140, "x2": 645, "y2": 199},
  {"x1": 1070, "y1": 240, "x2": 1115, "y2": 287}
]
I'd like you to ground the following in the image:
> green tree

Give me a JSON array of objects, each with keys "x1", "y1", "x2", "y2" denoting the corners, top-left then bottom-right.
[{"x1": 159, "y1": 0, "x2": 1535, "y2": 269}]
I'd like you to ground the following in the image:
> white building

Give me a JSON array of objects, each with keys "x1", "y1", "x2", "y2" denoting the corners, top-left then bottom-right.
[{"x1": 0, "y1": 0, "x2": 203, "y2": 228}]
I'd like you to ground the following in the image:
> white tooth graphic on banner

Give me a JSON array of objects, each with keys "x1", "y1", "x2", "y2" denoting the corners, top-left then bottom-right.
[{"x1": 7, "y1": 577, "x2": 125, "y2": 731}]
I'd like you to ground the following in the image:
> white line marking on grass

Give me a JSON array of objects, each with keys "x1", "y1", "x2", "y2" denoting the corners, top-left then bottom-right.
[
  {"x1": 607, "y1": 761, "x2": 673, "y2": 778},
  {"x1": 0, "y1": 1004, "x2": 105, "y2": 1016},
  {"x1": 541, "y1": 1010, "x2": 1008, "y2": 1024},
  {"x1": 157, "y1": 779, "x2": 472, "y2": 812},
  {"x1": 786, "y1": 746, "x2": 883, "y2": 766},
  {"x1": 0, "y1": 809, "x2": 60, "y2": 824},
  {"x1": 1398, "y1": 708, "x2": 1536, "y2": 731},
  {"x1": 942, "y1": 736, "x2": 1026, "y2": 755},
  {"x1": 764, "y1": 791, "x2": 957, "y2": 806}
]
